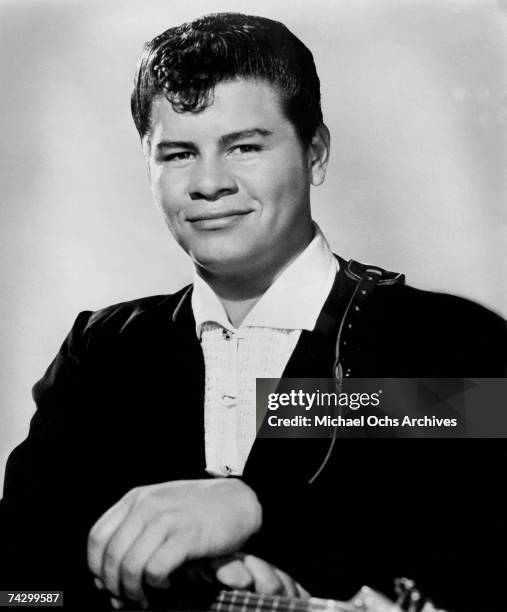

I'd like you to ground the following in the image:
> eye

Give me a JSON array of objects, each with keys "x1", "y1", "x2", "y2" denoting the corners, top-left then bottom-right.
[
  {"x1": 229, "y1": 144, "x2": 263, "y2": 155},
  {"x1": 163, "y1": 151, "x2": 194, "y2": 162}
]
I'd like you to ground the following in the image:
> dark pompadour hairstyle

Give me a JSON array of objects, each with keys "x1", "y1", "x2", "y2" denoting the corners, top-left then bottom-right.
[{"x1": 131, "y1": 13, "x2": 323, "y2": 146}]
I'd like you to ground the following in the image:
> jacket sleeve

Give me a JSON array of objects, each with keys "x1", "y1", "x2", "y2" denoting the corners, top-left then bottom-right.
[{"x1": 0, "y1": 311, "x2": 102, "y2": 602}]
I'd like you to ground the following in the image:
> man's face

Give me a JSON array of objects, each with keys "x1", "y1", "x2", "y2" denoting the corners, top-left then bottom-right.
[{"x1": 144, "y1": 78, "x2": 326, "y2": 278}]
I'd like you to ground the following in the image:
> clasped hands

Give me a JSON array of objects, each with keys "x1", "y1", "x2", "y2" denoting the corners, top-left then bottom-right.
[{"x1": 87, "y1": 478, "x2": 306, "y2": 609}]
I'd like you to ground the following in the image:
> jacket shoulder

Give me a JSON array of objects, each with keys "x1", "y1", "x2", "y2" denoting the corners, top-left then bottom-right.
[
  {"x1": 399, "y1": 284, "x2": 505, "y2": 326},
  {"x1": 337, "y1": 256, "x2": 506, "y2": 375},
  {"x1": 340, "y1": 253, "x2": 505, "y2": 326},
  {"x1": 83, "y1": 286, "x2": 191, "y2": 333},
  {"x1": 57, "y1": 286, "x2": 192, "y2": 359},
  {"x1": 383, "y1": 284, "x2": 506, "y2": 375}
]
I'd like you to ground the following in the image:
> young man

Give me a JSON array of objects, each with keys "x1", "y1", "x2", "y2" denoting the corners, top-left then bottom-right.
[{"x1": 1, "y1": 13, "x2": 505, "y2": 611}]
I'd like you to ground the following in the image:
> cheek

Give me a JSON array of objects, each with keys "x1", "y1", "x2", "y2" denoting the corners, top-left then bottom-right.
[
  {"x1": 260, "y1": 157, "x2": 308, "y2": 211},
  {"x1": 153, "y1": 173, "x2": 184, "y2": 218}
]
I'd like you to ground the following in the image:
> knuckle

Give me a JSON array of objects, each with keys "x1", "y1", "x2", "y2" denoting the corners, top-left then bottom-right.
[
  {"x1": 121, "y1": 561, "x2": 140, "y2": 586},
  {"x1": 151, "y1": 512, "x2": 172, "y2": 533},
  {"x1": 103, "y1": 574, "x2": 119, "y2": 596},
  {"x1": 144, "y1": 562, "x2": 165, "y2": 587},
  {"x1": 128, "y1": 486, "x2": 143, "y2": 503},
  {"x1": 88, "y1": 525, "x2": 104, "y2": 548},
  {"x1": 134, "y1": 490, "x2": 160, "y2": 512},
  {"x1": 120, "y1": 558, "x2": 143, "y2": 600},
  {"x1": 123, "y1": 581, "x2": 140, "y2": 601},
  {"x1": 103, "y1": 547, "x2": 120, "y2": 571},
  {"x1": 129, "y1": 485, "x2": 151, "y2": 503}
]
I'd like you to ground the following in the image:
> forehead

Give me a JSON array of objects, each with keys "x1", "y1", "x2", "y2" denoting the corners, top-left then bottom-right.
[{"x1": 148, "y1": 78, "x2": 291, "y2": 143}]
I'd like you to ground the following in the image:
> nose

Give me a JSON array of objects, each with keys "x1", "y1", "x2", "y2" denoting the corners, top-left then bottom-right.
[{"x1": 188, "y1": 157, "x2": 238, "y2": 201}]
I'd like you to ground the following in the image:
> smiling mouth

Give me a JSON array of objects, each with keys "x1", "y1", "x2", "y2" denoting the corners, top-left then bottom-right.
[
  {"x1": 186, "y1": 209, "x2": 251, "y2": 222},
  {"x1": 186, "y1": 209, "x2": 253, "y2": 230}
]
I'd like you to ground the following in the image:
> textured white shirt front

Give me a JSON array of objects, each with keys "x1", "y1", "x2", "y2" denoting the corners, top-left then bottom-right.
[{"x1": 192, "y1": 225, "x2": 338, "y2": 477}]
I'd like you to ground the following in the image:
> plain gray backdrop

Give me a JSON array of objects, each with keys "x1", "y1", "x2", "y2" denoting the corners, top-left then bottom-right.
[{"x1": 1, "y1": 0, "x2": 507, "y2": 490}]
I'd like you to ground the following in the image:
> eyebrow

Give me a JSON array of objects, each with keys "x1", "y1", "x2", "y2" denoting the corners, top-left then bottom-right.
[
  {"x1": 155, "y1": 128, "x2": 273, "y2": 152},
  {"x1": 156, "y1": 140, "x2": 195, "y2": 151},
  {"x1": 219, "y1": 128, "x2": 273, "y2": 147}
]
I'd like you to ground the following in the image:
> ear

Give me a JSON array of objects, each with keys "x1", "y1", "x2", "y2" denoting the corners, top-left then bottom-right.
[
  {"x1": 142, "y1": 135, "x2": 151, "y2": 162},
  {"x1": 308, "y1": 123, "x2": 330, "y2": 187},
  {"x1": 142, "y1": 136, "x2": 152, "y2": 179}
]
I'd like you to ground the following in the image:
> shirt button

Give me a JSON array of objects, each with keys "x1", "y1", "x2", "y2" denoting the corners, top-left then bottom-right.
[
  {"x1": 220, "y1": 465, "x2": 233, "y2": 476},
  {"x1": 222, "y1": 394, "x2": 236, "y2": 408},
  {"x1": 222, "y1": 329, "x2": 232, "y2": 340}
]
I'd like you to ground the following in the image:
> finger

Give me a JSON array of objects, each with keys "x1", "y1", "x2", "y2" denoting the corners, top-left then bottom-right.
[
  {"x1": 101, "y1": 509, "x2": 151, "y2": 596},
  {"x1": 144, "y1": 533, "x2": 190, "y2": 589},
  {"x1": 241, "y1": 554, "x2": 283, "y2": 595},
  {"x1": 120, "y1": 515, "x2": 174, "y2": 604},
  {"x1": 88, "y1": 494, "x2": 133, "y2": 579},
  {"x1": 110, "y1": 597, "x2": 124, "y2": 610},
  {"x1": 295, "y1": 581, "x2": 310, "y2": 599},
  {"x1": 273, "y1": 568, "x2": 298, "y2": 598},
  {"x1": 211, "y1": 556, "x2": 254, "y2": 591}
]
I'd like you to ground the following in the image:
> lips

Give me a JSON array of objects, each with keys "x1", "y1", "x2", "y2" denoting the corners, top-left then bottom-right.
[
  {"x1": 185, "y1": 208, "x2": 253, "y2": 231},
  {"x1": 186, "y1": 208, "x2": 251, "y2": 222}
]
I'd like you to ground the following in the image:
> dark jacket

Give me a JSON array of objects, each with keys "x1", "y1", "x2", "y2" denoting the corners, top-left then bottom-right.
[{"x1": 1, "y1": 256, "x2": 506, "y2": 610}]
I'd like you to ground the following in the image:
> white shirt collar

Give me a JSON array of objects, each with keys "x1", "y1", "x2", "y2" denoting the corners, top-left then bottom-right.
[{"x1": 191, "y1": 223, "x2": 338, "y2": 338}]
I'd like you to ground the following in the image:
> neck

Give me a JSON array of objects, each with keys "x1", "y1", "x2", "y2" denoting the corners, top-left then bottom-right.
[
  {"x1": 196, "y1": 225, "x2": 314, "y2": 327},
  {"x1": 211, "y1": 589, "x2": 359, "y2": 612}
]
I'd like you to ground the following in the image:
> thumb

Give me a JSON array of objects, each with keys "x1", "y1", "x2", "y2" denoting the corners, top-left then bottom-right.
[{"x1": 211, "y1": 556, "x2": 254, "y2": 590}]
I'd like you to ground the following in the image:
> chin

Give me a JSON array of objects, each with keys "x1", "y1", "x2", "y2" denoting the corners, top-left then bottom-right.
[
  {"x1": 191, "y1": 246, "x2": 256, "y2": 276},
  {"x1": 188, "y1": 234, "x2": 258, "y2": 273}
]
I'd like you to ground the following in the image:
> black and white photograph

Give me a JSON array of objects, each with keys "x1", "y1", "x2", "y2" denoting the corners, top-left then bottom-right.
[{"x1": 1, "y1": 1, "x2": 506, "y2": 610}]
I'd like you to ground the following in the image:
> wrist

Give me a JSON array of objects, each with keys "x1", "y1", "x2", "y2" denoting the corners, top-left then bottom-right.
[
  {"x1": 244, "y1": 483, "x2": 263, "y2": 535},
  {"x1": 226, "y1": 478, "x2": 263, "y2": 537}
]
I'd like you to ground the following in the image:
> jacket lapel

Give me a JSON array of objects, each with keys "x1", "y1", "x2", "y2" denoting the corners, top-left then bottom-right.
[
  {"x1": 244, "y1": 258, "x2": 357, "y2": 485},
  {"x1": 120, "y1": 289, "x2": 207, "y2": 483},
  {"x1": 281, "y1": 256, "x2": 355, "y2": 378}
]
